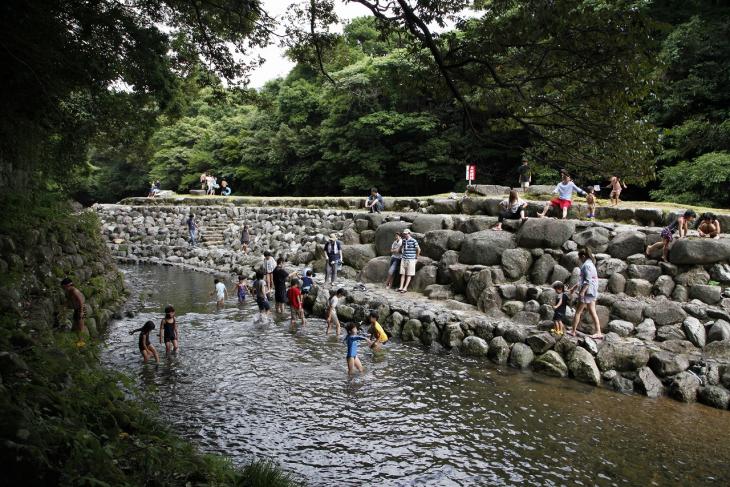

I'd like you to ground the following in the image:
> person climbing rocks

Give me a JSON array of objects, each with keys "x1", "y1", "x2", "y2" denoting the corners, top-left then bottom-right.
[
  {"x1": 538, "y1": 171, "x2": 586, "y2": 220},
  {"x1": 187, "y1": 213, "x2": 197, "y2": 247},
  {"x1": 61, "y1": 278, "x2": 87, "y2": 343},
  {"x1": 646, "y1": 210, "x2": 697, "y2": 262},
  {"x1": 697, "y1": 212, "x2": 721, "y2": 239}
]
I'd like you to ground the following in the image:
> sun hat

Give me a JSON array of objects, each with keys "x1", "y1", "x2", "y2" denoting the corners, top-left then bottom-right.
[{"x1": 402, "y1": 229, "x2": 411, "y2": 234}]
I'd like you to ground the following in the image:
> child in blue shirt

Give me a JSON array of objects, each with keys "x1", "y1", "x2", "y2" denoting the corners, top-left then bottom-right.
[
  {"x1": 343, "y1": 322, "x2": 372, "y2": 376},
  {"x1": 301, "y1": 269, "x2": 314, "y2": 294}
]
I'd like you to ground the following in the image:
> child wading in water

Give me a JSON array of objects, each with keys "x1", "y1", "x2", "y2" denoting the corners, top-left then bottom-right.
[
  {"x1": 585, "y1": 187, "x2": 596, "y2": 220},
  {"x1": 326, "y1": 288, "x2": 347, "y2": 336},
  {"x1": 344, "y1": 322, "x2": 372, "y2": 376},
  {"x1": 159, "y1": 305, "x2": 179, "y2": 353},
  {"x1": 130, "y1": 321, "x2": 159, "y2": 363},
  {"x1": 252, "y1": 270, "x2": 271, "y2": 315},
  {"x1": 287, "y1": 278, "x2": 305, "y2": 328},
  {"x1": 367, "y1": 311, "x2": 388, "y2": 352},
  {"x1": 646, "y1": 210, "x2": 697, "y2": 262},
  {"x1": 551, "y1": 281, "x2": 568, "y2": 335},
  {"x1": 236, "y1": 275, "x2": 248, "y2": 304},
  {"x1": 211, "y1": 278, "x2": 227, "y2": 307}
]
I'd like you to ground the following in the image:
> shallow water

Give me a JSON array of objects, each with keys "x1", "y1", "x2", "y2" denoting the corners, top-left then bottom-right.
[{"x1": 103, "y1": 265, "x2": 730, "y2": 486}]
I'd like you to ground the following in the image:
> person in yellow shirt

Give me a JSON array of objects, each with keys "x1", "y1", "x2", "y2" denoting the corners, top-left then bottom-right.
[{"x1": 367, "y1": 311, "x2": 388, "y2": 352}]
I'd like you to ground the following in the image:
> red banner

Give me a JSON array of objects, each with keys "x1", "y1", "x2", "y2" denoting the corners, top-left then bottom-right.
[{"x1": 465, "y1": 164, "x2": 476, "y2": 181}]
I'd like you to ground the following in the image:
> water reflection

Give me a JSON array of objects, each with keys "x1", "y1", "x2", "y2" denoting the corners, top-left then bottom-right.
[{"x1": 102, "y1": 264, "x2": 730, "y2": 487}]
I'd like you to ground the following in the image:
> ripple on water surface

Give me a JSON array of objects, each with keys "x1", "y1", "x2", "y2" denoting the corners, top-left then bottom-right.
[{"x1": 102, "y1": 265, "x2": 730, "y2": 487}]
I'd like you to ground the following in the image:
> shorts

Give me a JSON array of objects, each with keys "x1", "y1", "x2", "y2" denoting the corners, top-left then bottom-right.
[
  {"x1": 330, "y1": 312, "x2": 340, "y2": 326},
  {"x1": 164, "y1": 333, "x2": 177, "y2": 343},
  {"x1": 400, "y1": 259, "x2": 417, "y2": 276},
  {"x1": 550, "y1": 198, "x2": 572, "y2": 210},
  {"x1": 610, "y1": 190, "x2": 621, "y2": 198},
  {"x1": 660, "y1": 227, "x2": 674, "y2": 242},
  {"x1": 521, "y1": 181, "x2": 530, "y2": 189},
  {"x1": 580, "y1": 294, "x2": 596, "y2": 304},
  {"x1": 216, "y1": 293, "x2": 225, "y2": 301},
  {"x1": 257, "y1": 299, "x2": 271, "y2": 311},
  {"x1": 388, "y1": 257, "x2": 401, "y2": 275},
  {"x1": 275, "y1": 288, "x2": 287, "y2": 303},
  {"x1": 553, "y1": 312, "x2": 565, "y2": 322},
  {"x1": 290, "y1": 304, "x2": 303, "y2": 312}
]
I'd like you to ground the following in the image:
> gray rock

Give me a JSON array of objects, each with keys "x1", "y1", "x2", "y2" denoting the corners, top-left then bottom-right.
[
  {"x1": 459, "y1": 231, "x2": 516, "y2": 266},
  {"x1": 625, "y1": 279, "x2": 652, "y2": 297},
  {"x1": 447, "y1": 231, "x2": 465, "y2": 251},
  {"x1": 628, "y1": 264, "x2": 662, "y2": 283},
  {"x1": 476, "y1": 287, "x2": 503, "y2": 313},
  {"x1": 550, "y1": 264, "x2": 571, "y2": 285},
  {"x1": 611, "y1": 299, "x2": 645, "y2": 323},
  {"x1": 488, "y1": 336, "x2": 511, "y2": 365},
  {"x1": 708, "y1": 320, "x2": 730, "y2": 343},
  {"x1": 596, "y1": 341, "x2": 650, "y2": 372},
  {"x1": 560, "y1": 251, "x2": 581, "y2": 271},
  {"x1": 610, "y1": 375, "x2": 636, "y2": 394},
  {"x1": 648, "y1": 351, "x2": 690, "y2": 377},
  {"x1": 607, "y1": 231, "x2": 646, "y2": 260},
  {"x1": 653, "y1": 275, "x2": 675, "y2": 297},
  {"x1": 533, "y1": 350, "x2": 569, "y2": 377},
  {"x1": 682, "y1": 317, "x2": 706, "y2": 348},
  {"x1": 658, "y1": 340, "x2": 697, "y2": 354},
  {"x1": 374, "y1": 221, "x2": 412, "y2": 255},
  {"x1": 420, "y1": 230, "x2": 453, "y2": 260},
  {"x1": 554, "y1": 336, "x2": 577, "y2": 358},
  {"x1": 579, "y1": 336, "x2": 599, "y2": 355},
  {"x1": 607, "y1": 320, "x2": 634, "y2": 337},
  {"x1": 358, "y1": 256, "x2": 391, "y2": 283},
  {"x1": 341, "y1": 244, "x2": 376, "y2": 270},
  {"x1": 660, "y1": 261, "x2": 678, "y2": 276},
  {"x1": 423, "y1": 284, "x2": 454, "y2": 300},
  {"x1": 411, "y1": 214, "x2": 452, "y2": 234},
  {"x1": 698, "y1": 386, "x2": 730, "y2": 410},
  {"x1": 466, "y1": 269, "x2": 493, "y2": 304},
  {"x1": 410, "y1": 265, "x2": 438, "y2": 292},
  {"x1": 669, "y1": 239, "x2": 730, "y2": 265},
  {"x1": 568, "y1": 347, "x2": 601, "y2": 385},
  {"x1": 634, "y1": 366, "x2": 664, "y2": 398},
  {"x1": 531, "y1": 254, "x2": 557, "y2": 284},
  {"x1": 442, "y1": 323, "x2": 465, "y2": 348},
  {"x1": 501, "y1": 324, "x2": 529, "y2": 343},
  {"x1": 668, "y1": 371, "x2": 700, "y2": 402},
  {"x1": 608, "y1": 273, "x2": 626, "y2": 294},
  {"x1": 526, "y1": 332, "x2": 557, "y2": 354},
  {"x1": 572, "y1": 227, "x2": 610, "y2": 252},
  {"x1": 672, "y1": 284, "x2": 689, "y2": 302},
  {"x1": 689, "y1": 284, "x2": 722, "y2": 305},
  {"x1": 516, "y1": 218, "x2": 576, "y2": 249},
  {"x1": 710, "y1": 263, "x2": 730, "y2": 283},
  {"x1": 501, "y1": 300, "x2": 524, "y2": 316},
  {"x1": 675, "y1": 266, "x2": 711, "y2": 287},
  {"x1": 402, "y1": 319, "x2": 423, "y2": 342},
  {"x1": 656, "y1": 324, "x2": 686, "y2": 342},
  {"x1": 509, "y1": 342, "x2": 535, "y2": 369},
  {"x1": 460, "y1": 336, "x2": 489, "y2": 357},
  {"x1": 703, "y1": 340, "x2": 730, "y2": 360},
  {"x1": 596, "y1": 258, "x2": 628, "y2": 278},
  {"x1": 500, "y1": 248, "x2": 532, "y2": 280},
  {"x1": 644, "y1": 299, "x2": 687, "y2": 326},
  {"x1": 635, "y1": 319, "x2": 657, "y2": 341}
]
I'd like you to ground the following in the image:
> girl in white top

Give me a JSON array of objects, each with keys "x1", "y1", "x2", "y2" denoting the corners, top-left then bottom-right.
[{"x1": 493, "y1": 190, "x2": 528, "y2": 231}]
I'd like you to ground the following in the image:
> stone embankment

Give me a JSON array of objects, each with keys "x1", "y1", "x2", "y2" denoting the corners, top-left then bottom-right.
[{"x1": 95, "y1": 202, "x2": 730, "y2": 410}]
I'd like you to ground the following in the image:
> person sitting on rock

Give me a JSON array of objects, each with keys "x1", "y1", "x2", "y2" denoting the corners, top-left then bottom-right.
[
  {"x1": 220, "y1": 180, "x2": 231, "y2": 196},
  {"x1": 697, "y1": 212, "x2": 721, "y2": 239},
  {"x1": 538, "y1": 171, "x2": 586, "y2": 220},
  {"x1": 493, "y1": 190, "x2": 527, "y2": 231},
  {"x1": 365, "y1": 187, "x2": 384, "y2": 213},
  {"x1": 646, "y1": 210, "x2": 697, "y2": 262}
]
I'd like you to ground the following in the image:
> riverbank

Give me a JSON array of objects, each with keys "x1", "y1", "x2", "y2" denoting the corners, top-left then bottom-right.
[
  {"x1": 95, "y1": 202, "x2": 730, "y2": 411},
  {"x1": 0, "y1": 195, "x2": 299, "y2": 486}
]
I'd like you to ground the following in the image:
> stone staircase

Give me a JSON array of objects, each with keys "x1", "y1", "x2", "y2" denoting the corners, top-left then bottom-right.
[{"x1": 200, "y1": 220, "x2": 232, "y2": 248}]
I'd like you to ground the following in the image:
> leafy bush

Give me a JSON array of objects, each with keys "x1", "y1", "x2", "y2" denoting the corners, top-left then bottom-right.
[{"x1": 651, "y1": 151, "x2": 730, "y2": 207}]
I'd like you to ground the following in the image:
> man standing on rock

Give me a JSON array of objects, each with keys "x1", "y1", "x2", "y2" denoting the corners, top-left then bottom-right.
[
  {"x1": 397, "y1": 229, "x2": 420, "y2": 293},
  {"x1": 187, "y1": 213, "x2": 197, "y2": 247},
  {"x1": 61, "y1": 278, "x2": 87, "y2": 342},
  {"x1": 324, "y1": 233, "x2": 343, "y2": 286},
  {"x1": 518, "y1": 157, "x2": 531, "y2": 192}
]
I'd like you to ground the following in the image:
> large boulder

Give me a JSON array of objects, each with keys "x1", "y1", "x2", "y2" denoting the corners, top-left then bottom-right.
[
  {"x1": 607, "y1": 320, "x2": 634, "y2": 337},
  {"x1": 572, "y1": 227, "x2": 610, "y2": 252},
  {"x1": 607, "y1": 231, "x2": 646, "y2": 260},
  {"x1": 708, "y1": 320, "x2": 730, "y2": 343},
  {"x1": 656, "y1": 324, "x2": 686, "y2": 342},
  {"x1": 401, "y1": 319, "x2": 423, "y2": 342},
  {"x1": 374, "y1": 221, "x2": 411, "y2": 256},
  {"x1": 568, "y1": 347, "x2": 601, "y2": 385},
  {"x1": 420, "y1": 230, "x2": 452, "y2": 260},
  {"x1": 703, "y1": 340, "x2": 730, "y2": 360},
  {"x1": 516, "y1": 219, "x2": 575, "y2": 249},
  {"x1": 611, "y1": 299, "x2": 645, "y2": 324},
  {"x1": 682, "y1": 317, "x2": 706, "y2": 348},
  {"x1": 698, "y1": 386, "x2": 730, "y2": 410},
  {"x1": 410, "y1": 265, "x2": 438, "y2": 292},
  {"x1": 509, "y1": 342, "x2": 535, "y2": 369},
  {"x1": 501, "y1": 248, "x2": 532, "y2": 280},
  {"x1": 466, "y1": 269, "x2": 493, "y2": 304},
  {"x1": 530, "y1": 254, "x2": 557, "y2": 284},
  {"x1": 643, "y1": 299, "x2": 687, "y2": 326},
  {"x1": 688, "y1": 284, "x2": 722, "y2": 305},
  {"x1": 669, "y1": 239, "x2": 730, "y2": 265},
  {"x1": 533, "y1": 350, "x2": 568, "y2": 377},
  {"x1": 412, "y1": 214, "x2": 452, "y2": 234},
  {"x1": 488, "y1": 336, "x2": 511, "y2": 364},
  {"x1": 634, "y1": 366, "x2": 664, "y2": 398},
  {"x1": 648, "y1": 351, "x2": 690, "y2": 377},
  {"x1": 460, "y1": 336, "x2": 489, "y2": 357},
  {"x1": 596, "y1": 341, "x2": 650, "y2": 372},
  {"x1": 675, "y1": 266, "x2": 710, "y2": 287},
  {"x1": 635, "y1": 319, "x2": 657, "y2": 341},
  {"x1": 668, "y1": 371, "x2": 700, "y2": 402},
  {"x1": 628, "y1": 264, "x2": 662, "y2": 283},
  {"x1": 597, "y1": 258, "x2": 628, "y2": 278},
  {"x1": 341, "y1": 244, "x2": 376, "y2": 270},
  {"x1": 525, "y1": 332, "x2": 557, "y2": 354},
  {"x1": 710, "y1": 263, "x2": 730, "y2": 283},
  {"x1": 459, "y1": 231, "x2": 516, "y2": 266},
  {"x1": 358, "y1": 256, "x2": 391, "y2": 283},
  {"x1": 653, "y1": 275, "x2": 675, "y2": 297}
]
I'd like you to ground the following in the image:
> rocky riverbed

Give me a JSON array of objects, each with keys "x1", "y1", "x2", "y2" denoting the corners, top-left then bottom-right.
[{"x1": 95, "y1": 202, "x2": 730, "y2": 410}]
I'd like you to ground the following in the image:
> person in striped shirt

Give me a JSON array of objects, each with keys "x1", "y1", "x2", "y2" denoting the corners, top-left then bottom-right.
[{"x1": 397, "y1": 229, "x2": 420, "y2": 293}]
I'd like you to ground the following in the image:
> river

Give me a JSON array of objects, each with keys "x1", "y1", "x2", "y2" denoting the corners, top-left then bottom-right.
[{"x1": 102, "y1": 265, "x2": 730, "y2": 486}]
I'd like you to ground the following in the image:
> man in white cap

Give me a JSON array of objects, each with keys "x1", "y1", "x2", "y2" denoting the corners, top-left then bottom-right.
[
  {"x1": 324, "y1": 233, "x2": 343, "y2": 286},
  {"x1": 397, "y1": 229, "x2": 420, "y2": 293}
]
